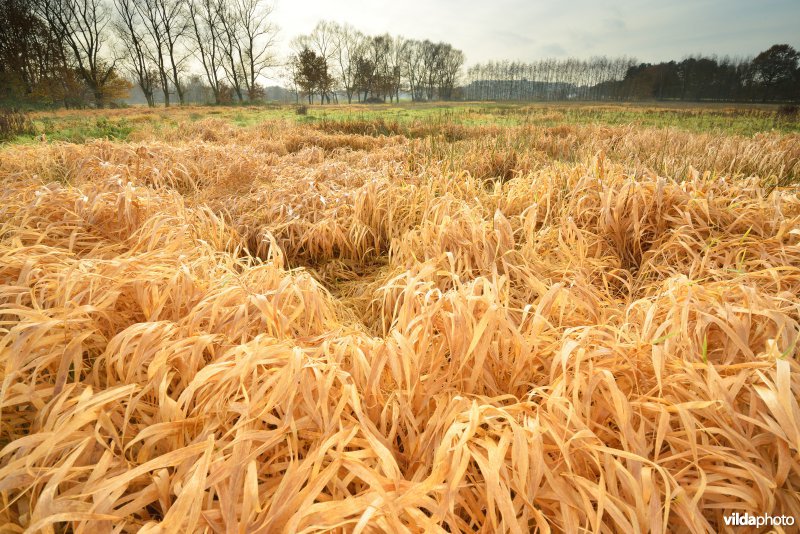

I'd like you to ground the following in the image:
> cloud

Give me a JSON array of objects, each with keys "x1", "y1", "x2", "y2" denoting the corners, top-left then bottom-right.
[
  {"x1": 540, "y1": 43, "x2": 567, "y2": 57},
  {"x1": 603, "y1": 17, "x2": 627, "y2": 31},
  {"x1": 268, "y1": 0, "x2": 800, "y2": 68},
  {"x1": 488, "y1": 30, "x2": 536, "y2": 47}
]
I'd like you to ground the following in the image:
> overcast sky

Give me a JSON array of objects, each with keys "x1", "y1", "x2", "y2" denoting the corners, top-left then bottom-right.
[{"x1": 269, "y1": 0, "x2": 800, "y2": 67}]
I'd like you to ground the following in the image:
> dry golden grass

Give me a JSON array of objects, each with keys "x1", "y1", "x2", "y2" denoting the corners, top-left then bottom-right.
[{"x1": 1, "y1": 114, "x2": 799, "y2": 533}]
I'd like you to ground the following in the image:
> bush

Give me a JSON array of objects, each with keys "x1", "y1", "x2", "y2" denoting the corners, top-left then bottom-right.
[
  {"x1": 295, "y1": 104, "x2": 308, "y2": 115},
  {"x1": 776, "y1": 104, "x2": 798, "y2": 120},
  {"x1": 92, "y1": 117, "x2": 132, "y2": 140},
  {"x1": 0, "y1": 108, "x2": 35, "y2": 141}
]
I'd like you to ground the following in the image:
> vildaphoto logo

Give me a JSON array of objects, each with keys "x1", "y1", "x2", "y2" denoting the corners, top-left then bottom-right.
[{"x1": 723, "y1": 512, "x2": 796, "y2": 527}]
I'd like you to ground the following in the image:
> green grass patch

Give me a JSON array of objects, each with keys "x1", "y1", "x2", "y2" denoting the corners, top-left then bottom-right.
[{"x1": 5, "y1": 101, "x2": 798, "y2": 147}]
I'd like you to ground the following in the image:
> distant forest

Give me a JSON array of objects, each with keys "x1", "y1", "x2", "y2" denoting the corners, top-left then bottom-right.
[
  {"x1": 465, "y1": 49, "x2": 800, "y2": 103},
  {"x1": 1, "y1": 0, "x2": 798, "y2": 108}
]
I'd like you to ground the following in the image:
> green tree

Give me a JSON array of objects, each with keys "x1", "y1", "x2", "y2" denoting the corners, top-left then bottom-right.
[
  {"x1": 753, "y1": 44, "x2": 799, "y2": 102},
  {"x1": 291, "y1": 46, "x2": 330, "y2": 104}
]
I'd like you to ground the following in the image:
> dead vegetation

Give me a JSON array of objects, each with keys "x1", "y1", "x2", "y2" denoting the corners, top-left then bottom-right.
[
  {"x1": 1, "y1": 114, "x2": 799, "y2": 533},
  {"x1": 0, "y1": 110, "x2": 35, "y2": 142}
]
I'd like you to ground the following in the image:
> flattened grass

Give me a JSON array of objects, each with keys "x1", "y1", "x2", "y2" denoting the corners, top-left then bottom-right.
[{"x1": 1, "y1": 110, "x2": 799, "y2": 532}]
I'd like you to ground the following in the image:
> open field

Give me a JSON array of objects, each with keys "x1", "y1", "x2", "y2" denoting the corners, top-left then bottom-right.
[
  {"x1": 10, "y1": 101, "x2": 800, "y2": 144},
  {"x1": 1, "y1": 103, "x2": 800, "y2": 532}
]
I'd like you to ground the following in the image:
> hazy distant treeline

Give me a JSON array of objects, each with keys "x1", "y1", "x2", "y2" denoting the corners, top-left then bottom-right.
[
  {"x1": 466, "y1": 47, "x2": 800, "y2": 103},
  {"x1": 465, "y1": 58, "x2": 636, "y2": 101},
  {"x1": 1, "y1": 0, "x2": 798, "y2": 108}
]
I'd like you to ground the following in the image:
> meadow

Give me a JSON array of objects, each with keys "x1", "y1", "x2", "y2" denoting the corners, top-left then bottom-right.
[{"x1": 1, "y1": 102, "x2": 799, "y2": 532}]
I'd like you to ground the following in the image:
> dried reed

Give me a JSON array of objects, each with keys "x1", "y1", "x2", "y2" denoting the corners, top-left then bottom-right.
[{"x1": 1, "y1": 115, "x2": 799, "y2": 533}]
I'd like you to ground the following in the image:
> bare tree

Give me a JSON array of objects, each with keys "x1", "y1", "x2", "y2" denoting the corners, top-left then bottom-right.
[
  {"x1": 238, "y1": 0, "x2": 278, "y2": 100},
  {"x1": 438, "y1": 45, "x2": 463, "y2": 100},
  {"x1": 464, "y1": 57, "x2": 642, "y2": 102},
  {"x1": 218, "y1": 0, "x2": 277, "y2": 101},
  {"x1": 298, "y1": 23, "x2": 463, "y2": 104},
  {"x1": 352, "y1": 35, "x2": 390, "y2": 102},
  {"x1": 307, "y1": 21, "x2": 337, "y2": 103},
  {"x1": 135, "y1": 0, "x2": 189, "y2": 105},
  {"x1": 288, "y1": 34, "x2": 310, "y2": 101},
  {"x1": 387, "y1": 35, "x2": 407, "y2": 102},
  {"x1": 114, "y1": 0, "x2": 158, "y2": 106},
  {"x1": 282, "y1": 51, "x2": 301, "y2": 103},
  {"x1": 187, "y1": 0, "x2": 224, "y2": 103},
  {"x1": 330, "y1": 22, "x2": 364, "y2": 104},
  {"x1": 401, "y1": 39, "x2": 425, "y2": 101},
  {"x1": 33, "y1": 0, "x2": 122, "y2": 107},
  {"x1": 154, "y1": 0, "x2": 189, "y2": 104},
  {"x1": 215, "y1": 0, "x2": 242, "y2": 100},
  {"x1": 135, "y1": 0, "x2": 171, "y2": 104},
  {"x1": 420, "y1": 40, "x2": 442, "y2": 101}
]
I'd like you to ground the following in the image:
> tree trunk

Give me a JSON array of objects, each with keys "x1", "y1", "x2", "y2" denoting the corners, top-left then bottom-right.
[{"x1": 174, "y1": 74, "x2": 184, "y2": 104}]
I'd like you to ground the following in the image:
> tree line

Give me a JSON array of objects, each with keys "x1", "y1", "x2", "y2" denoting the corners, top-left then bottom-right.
[
  {"x1": 0, "y1": 0, "x2": 278, "y2": 108},
  {"x1": 0, "y1": 0, "x2": 465, "y2": 108},
  {"x1": 464, "y1": 57, "x2": 636, "y2": 101},
  {"x1": 465, "y1": 45, "x2": 800, "y2": 103},
  {"x1": 1, "y1": 0, "x2": 798, "y2": 108},
  {"x1": 287, "y1": 21, "x2": 465, "y2": 104}
]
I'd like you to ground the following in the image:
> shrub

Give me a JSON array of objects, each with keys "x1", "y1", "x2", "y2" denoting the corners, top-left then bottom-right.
[
  {"x1": 0, "y1": 108, "x2": 35, "y2": 141},
  {"x1": 776, "y1": 104, "x2": 798, "y2": 120}
]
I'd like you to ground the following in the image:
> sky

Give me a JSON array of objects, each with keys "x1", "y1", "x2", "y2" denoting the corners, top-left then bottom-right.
[{"x1": 268, "y1": 0, "x2": 800, "y2": 68}]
